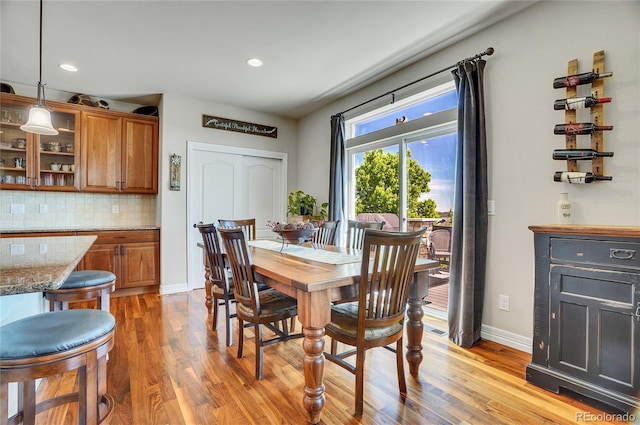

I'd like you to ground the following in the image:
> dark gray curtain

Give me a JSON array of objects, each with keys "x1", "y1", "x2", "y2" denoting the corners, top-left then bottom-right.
[
  {"x1": 448, "y1": 60, "x2": 488, "y2": 348},
  {"x1": 329, "y1": 114, "x2": 346, "y2": 232}
]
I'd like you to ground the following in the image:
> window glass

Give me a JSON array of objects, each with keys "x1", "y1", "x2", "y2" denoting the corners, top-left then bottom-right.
[{"x1": 353, "y1": 89, "x2": 457, "y2": 137}]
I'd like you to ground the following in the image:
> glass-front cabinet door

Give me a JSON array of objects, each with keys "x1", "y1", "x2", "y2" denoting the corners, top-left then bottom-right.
[
  {"x1": 0, "y1": 95, "x2": 80, "y2": 191},
  {"x1": 0, "y1": 99, "x2": 32, "y2": 188},
  {"x1": 37, "y1": 107, "x2": 79, "y2": 191}
]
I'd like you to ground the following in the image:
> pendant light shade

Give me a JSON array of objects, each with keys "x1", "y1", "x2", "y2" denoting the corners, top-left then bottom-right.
[
  {"x1": 21, "y1": 106, "x2": 58, "y2": 136},
  {"x1": 20, "y1": 0, "x2": 58, "y2": 136}
]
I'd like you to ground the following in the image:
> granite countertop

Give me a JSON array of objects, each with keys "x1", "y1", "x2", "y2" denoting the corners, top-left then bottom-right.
[
  {"x1": 0, "y1": 235, "x2": 97, "y2": 295},
  {"x1": 0, "y1": 226, "x2": 160, "y2": 234}
]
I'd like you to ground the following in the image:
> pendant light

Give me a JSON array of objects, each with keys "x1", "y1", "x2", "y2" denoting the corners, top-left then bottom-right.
[{"x1": 20, "y1": 0, "x2": 58, "y2": 136}]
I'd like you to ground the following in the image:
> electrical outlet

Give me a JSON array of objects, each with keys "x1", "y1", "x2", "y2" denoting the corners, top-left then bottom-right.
[
  {"x1": 39, "y1": 204, "x2": 48, "y2": 214},
  {"x1": 10, "y1": 243, "x2": 25, "y2": 255},
  {"x1": 498, "y1": 294, "x2": 510, "y2": 311},
  {"x1": 39, "y1": 243, "x2": 48, "y2": 253},
  {"x1": 112, "y1": 205, "x2": 119, "y2": 214},
  {"x1": 10, "y1": 203, "x2": 25, "y2": 214}
]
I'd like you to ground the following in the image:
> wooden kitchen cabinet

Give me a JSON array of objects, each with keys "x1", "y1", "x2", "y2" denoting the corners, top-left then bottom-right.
[
  {"x1": 1, "y1": 93, "x2": 158, "y2": 194},
  {"x1": 81, "y1": 112, "x2": 158, "y2": 194},
  {"x1": 527, "y1": 225, "x2": 640, "y2": 414},
  {"x1": 77, "y1": 229, "x2": 160, "y2": 294},
  {"x1": 1, "y1": 94, "x2": 80, "y2": 191}
]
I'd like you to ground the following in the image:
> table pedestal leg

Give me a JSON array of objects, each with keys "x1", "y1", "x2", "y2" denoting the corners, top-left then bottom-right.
[
  {"x1": 406, "y1": 274, "x2": 427, "y2": 376},
  {"x1": 302, "y1": 326, "x2": 325, "y2": 424}
]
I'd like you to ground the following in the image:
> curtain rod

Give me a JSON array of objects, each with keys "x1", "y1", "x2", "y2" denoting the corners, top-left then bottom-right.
[{"x1": 336, "y1": 47, "x2": 494, "y2": 117}]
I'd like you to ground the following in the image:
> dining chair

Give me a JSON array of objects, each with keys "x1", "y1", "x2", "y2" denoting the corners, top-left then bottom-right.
[
  {"x1": 197, "y1": 222, "x2": 237, "y2": 346},
  {"x1": 218, "y1": 218, "x2": 256, "y2": 240},
  {"x1": 218, "y1": 226, "x2": 303, "y2": 380},
  {"x1": 324, "y1": 227, "x2": 425, "y2": 417},
  {"x1": 428, "y1": 227, "x2": 452, "y2": 269},
  {"x1": 310, "y1": 220, "x2": 340, "y2": 245},
  {"x1": 345, "y1": 219, "x2": 385, "y2": 250}
]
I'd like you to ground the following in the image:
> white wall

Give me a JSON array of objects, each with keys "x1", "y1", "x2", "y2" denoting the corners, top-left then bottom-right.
[
  {"x1": 297, "y1": 0, "x2": 640, "y2": 350},
  {"x1": 158, "y1": 93, "x2": 298, "y2": 292}
]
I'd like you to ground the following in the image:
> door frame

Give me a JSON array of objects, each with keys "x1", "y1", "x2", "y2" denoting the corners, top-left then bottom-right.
[{"x1": 186, "y1": 141, "x2": 288, "y2": 290}]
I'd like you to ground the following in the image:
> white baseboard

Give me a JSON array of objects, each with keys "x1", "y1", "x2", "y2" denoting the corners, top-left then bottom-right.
[
  {"x1": 481, "y1": 324, "x2": 532, "y2": 354},
  {"x1": 159, "y1": 282, "x2": 189, "y2": 295}
]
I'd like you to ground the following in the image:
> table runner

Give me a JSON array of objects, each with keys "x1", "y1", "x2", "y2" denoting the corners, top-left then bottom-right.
[{"x1": 248, "y1": 240, "x2": 361, "y2": 265}]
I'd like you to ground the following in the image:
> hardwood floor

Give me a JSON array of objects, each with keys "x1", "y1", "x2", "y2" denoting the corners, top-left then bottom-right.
[{"x1": 34, "y1": 290, "x2": 634, "y2": 424}]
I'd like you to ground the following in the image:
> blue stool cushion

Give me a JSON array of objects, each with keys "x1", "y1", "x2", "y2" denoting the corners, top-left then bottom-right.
[
  {"x1": 0, "y1": 310, "x2": 115, "y2": 360},
  {"x1": 60, "y1": 270, "x2": 116, "y2": 289}
]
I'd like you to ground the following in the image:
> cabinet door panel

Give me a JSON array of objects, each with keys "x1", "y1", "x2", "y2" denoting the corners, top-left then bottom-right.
[
  {"x1": 122, "y1": 119, "x2": 158, "y2": 193},
  {"x1": 121, "y1": 242, "x2": 159, "y2": 288},
  {"x1": 81, "y1": 112, "x2": 122, "y2": 192},
  {"x1": 550, "y1": 265, "x2": 640, "y2": 394},
  {"x1": 80, "y1": 243, "x2": 120, "y2": 287}
]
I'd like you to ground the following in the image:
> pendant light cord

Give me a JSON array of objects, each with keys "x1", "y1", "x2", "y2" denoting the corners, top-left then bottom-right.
[{"x1": 38, "y1": 0, "x2": 43, "y2": 85}]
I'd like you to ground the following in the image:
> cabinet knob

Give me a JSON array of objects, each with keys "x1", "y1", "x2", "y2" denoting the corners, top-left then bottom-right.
[{"x1": 636, "y1": 302, "x2": 640, "y2": 322}]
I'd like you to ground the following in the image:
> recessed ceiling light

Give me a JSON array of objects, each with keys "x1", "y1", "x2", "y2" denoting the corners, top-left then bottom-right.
[
  {"x1": 59, "y1": 63, "x2": 78, "y2": 72},
  {"x1": 246, "y1": 58, "x2": 263, "y2": 67}
]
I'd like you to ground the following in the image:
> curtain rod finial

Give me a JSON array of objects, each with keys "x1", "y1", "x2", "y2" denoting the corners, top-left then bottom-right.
[{"x1": 485, "y1": 47, "x2": 494, "y2": 56}]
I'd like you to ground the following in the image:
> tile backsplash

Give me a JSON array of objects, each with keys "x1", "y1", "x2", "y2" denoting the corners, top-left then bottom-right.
[{"x1": 0, "y1": 191, "x2": 156, "y2": 230}]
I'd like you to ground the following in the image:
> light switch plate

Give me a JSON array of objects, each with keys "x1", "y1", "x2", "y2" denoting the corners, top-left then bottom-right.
[{"x1": 487, "y1": 200, "x2": 495, "y2": 216}]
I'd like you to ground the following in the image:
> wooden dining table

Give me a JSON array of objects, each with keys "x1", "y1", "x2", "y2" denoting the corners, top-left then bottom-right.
[{"x1": 242, "y1": 240, "x2": 440, "y2": 424}]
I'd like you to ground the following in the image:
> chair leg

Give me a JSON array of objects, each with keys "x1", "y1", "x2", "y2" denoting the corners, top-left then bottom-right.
[
  {"x1": 396, "y1": 338, "x2": 407, "y2": 396},
  {"x1": 255, "y1": 324, "x2": 264, "y2": 380},
  {"x1": 0, "y1": 381, "x2": 8, "y2": 425},
  {"x1": 22, "y1": 380, "x2": 36, "y2": 425},
  {"x1": 212, "y1": 298, "x2": 219, "y2": 331},
  {"x1": 354, "y1": 347, "x2": 366, "y2": 417},
  {"x1": 237, "y1": 318, "x2": 244, "y2": 358},
  {"x1": 204, "y1": 279, "x2": 213, "y2": 314},
  {"x1": 99, "y1": 288, "x2": 110, "y2": 312},
  {"x1": 330, "y1": 339, "x2": 338, "y2": 355},
  {"x1": 290, "y1": 316, "x2": 296, "y2": 332},
  {"x1": 224, "y1": 299, "x2": 233, "y2": 347}
]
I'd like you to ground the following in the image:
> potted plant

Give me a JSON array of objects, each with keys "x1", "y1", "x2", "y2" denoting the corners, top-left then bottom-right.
[{"x1": 287, "y1": 191, "x2": 329, "y2": 221}]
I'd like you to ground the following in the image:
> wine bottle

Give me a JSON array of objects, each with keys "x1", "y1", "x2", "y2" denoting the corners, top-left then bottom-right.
[
  {"x1": 554, "y1": 171, "x2": 612, "y2": 184},
  {"x1": 553, "y1": 123, "x2": 613, "y2": 135},
  {"x1": 553, "y1": 71, "x2": 613, "y2": 88},
  {"x1": 553, "y1": 96, "x2": 612, "y2": 110},
  {"x1": 552, "y1": 149, "x2": 614, "y2": 160}
]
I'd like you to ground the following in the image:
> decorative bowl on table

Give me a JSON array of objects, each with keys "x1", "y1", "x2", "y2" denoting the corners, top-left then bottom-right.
[{"x1": 266, "y1": 221, "x2": 318, "y2": 244}]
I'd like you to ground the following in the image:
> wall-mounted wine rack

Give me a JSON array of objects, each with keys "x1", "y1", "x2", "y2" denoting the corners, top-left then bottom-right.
[{"x1": 553, "y1": 50, "x2": 613, "y2": 184}]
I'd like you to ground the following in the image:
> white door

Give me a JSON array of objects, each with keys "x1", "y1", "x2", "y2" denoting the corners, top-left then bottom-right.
[{"x1": 187, "y1": 142, "x2": 287, "y2": 290}]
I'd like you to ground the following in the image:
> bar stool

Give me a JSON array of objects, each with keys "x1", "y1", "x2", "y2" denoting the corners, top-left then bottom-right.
[
  {"x1": 0, "y1": 309, "x2": 116, "y2": 425},
  {"x1": 44, "y1": 270, "x2": 116, "y2": 312}
]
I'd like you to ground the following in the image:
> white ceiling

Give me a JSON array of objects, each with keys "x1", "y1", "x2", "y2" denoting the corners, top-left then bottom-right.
[{"x1": 1, "y1": 1, "x2": 535, "y2": 118}]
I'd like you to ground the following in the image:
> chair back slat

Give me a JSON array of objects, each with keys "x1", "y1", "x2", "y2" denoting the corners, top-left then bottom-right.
[
  {"x1": 219, "y1": 218, "x2": 257, "y2": 240},
  {"x1": 359, "y1": 227, "x2": 424, "y2": 329},
  {"x1": 196, "y1": 223, "x2": 227, "y2": 285},
  {"x1": 311, "y1": 220, "x2": 339, "y2": 245},
  {"x1": 346, "y1": 219, "x2": 385, "y2": 250},
  {"x1": 218, "y1": 227, "x2": 260, "y2": 313}
]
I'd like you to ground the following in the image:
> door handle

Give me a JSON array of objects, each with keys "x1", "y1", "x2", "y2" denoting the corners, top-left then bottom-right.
[{"x1": 635, "y1": 302, "x2": 640, "y2": 322}]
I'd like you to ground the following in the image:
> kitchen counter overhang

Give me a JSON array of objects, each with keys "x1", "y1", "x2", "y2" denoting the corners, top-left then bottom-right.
[{"x1": 0, "y1": 235, "x2": 97, "y2": 295}]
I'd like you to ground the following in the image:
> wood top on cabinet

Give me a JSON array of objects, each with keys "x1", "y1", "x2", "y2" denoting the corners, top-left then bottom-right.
[{"x1": 529, "y1": 224, "x2": 640, "y2": 237}]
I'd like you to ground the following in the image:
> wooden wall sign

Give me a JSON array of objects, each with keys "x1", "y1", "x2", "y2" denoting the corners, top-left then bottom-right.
[{"x1": 202, "y1": 115, "x2": 277, "y2": 138}]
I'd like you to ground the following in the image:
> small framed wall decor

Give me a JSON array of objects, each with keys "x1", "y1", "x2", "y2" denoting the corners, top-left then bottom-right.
[{"x1": 170, "y1": 154, "x2": 181, "y2": 191}]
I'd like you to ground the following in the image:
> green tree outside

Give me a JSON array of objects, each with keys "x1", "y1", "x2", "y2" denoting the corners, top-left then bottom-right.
[{"x1": 355, "y1": 149, "x2": 439, "y2": 218}]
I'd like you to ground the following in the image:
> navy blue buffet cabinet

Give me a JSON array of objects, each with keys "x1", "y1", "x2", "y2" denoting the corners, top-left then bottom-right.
[{"x1": 527, "y1": 225, "x2": 640, "y2": 414}]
